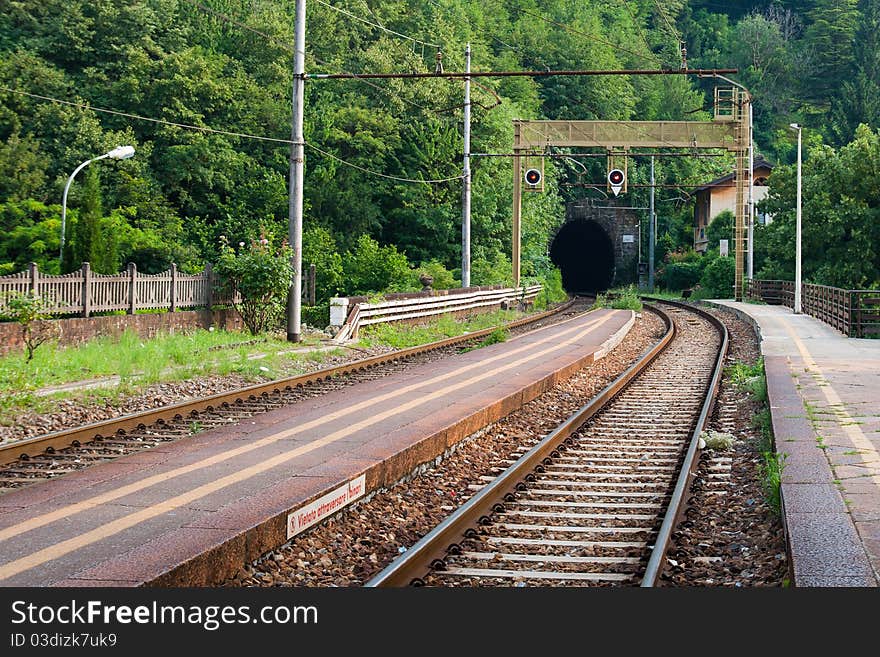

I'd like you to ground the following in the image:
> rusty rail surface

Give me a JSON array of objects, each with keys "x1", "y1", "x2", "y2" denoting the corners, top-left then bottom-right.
[
  {"x1": 366, "y1": 299, "x2": 726, "y2": 587},
  {"x1": 0, "y1": 298, "x2": 578, "y2": 467},
  {"x1": 639, "y1": 299, "x2": 728, "y2": 586}
]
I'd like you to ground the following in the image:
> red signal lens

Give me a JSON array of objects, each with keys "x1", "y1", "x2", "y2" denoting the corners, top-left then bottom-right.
[{"x1": 608, "y1": 169, "x2": 624, "y2": 185}]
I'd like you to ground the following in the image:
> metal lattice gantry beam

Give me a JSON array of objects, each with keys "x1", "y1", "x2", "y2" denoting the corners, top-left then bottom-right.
[
  {"x1": 514, "y1": 120, "x2": 740, "y2": 151},
  {"x1": 511, "y1": 93, "x2": 751, "y2": 299}
]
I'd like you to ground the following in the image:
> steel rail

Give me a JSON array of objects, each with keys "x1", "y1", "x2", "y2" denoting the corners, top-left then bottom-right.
[
  {"x1": 366, "y1": 302, "x2": 676, "y2": 587},
  {"x1": 0, "y1": 299, "x2": 578, "y2": 467},
  {"x1": 639, "y1": 299, "x2": 728, "y2": 586}
]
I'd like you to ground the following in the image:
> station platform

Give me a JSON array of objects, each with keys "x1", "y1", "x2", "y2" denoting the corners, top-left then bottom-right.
[
  {"x1": 0, "y1": 307, "x2": 634, "y2": 587},
  {"x1": 710, "y1": 300, "x2": 880, "y2": 587}
]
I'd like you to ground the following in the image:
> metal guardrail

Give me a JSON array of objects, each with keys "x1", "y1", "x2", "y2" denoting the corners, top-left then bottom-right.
[
  {"x1": 332, "y1": 285, "x2": 543, "y2": 342},
  {"x1": 747, "y1": 279, "x2": 880, "y2": 338}
]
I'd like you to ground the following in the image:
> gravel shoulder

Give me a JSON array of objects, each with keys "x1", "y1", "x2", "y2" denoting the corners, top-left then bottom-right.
[
  {"x1": 663, "y1": 304, "x2": 788, "y2": 587},
  {"x1": 224, "y1": 311, "x2": 667, "y2": 587}
]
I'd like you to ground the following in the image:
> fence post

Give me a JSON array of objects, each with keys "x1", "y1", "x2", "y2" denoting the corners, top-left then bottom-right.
[
  {"x1": 205, "y1": 262, "x2": 214, "y2": 310},
  {"x1": 81, "y1": 262, "x2": 91, "y2": 318},
  {"x1": 28, "y1": 262, "x2": 38, "y2": 295},
  {"x1": 128, "y1": 262, "x2": 137, "y2": 315},
  {"x1": 308, "y1": 263, "x2": 316, "y2": 306},
  {"x1": 170, "y1": 262, "x2": 178, "y2": 312}
]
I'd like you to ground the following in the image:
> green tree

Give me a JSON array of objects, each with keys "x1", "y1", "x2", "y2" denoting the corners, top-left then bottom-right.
[
  {"x1": 342, "y1": 234, "x2": 412, "y2": 295},
  {"x1": 302, "y1": 226, "x2": 343, "y2": 304},
  {"x1": 215, "y1": 234, "x2": 293, "y2": 335},
  {"x1": 759, "y1": 124, "x2": 880, "y2": 288}
]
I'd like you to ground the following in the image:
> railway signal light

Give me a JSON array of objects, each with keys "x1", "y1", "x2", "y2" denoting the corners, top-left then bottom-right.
[
  {"x1": 608, "y1": 168, "x2": 625, "y2": 196},
  {"x1": 525, "y1": 168, "x2": 542, "y2": 186}
]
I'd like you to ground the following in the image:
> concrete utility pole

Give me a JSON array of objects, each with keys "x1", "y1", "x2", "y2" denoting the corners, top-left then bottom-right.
[
  {"x1": 461, "y1": 43, "x2": 472, "y2": 288},
  {"x1": 648, "y1": 155, "x2": 655, "y2": 291},
  {"x1": 790, "y1": 123, "x2": 803, "y2": 314},
  {"x1": 287, "y1": 0, "x2": 306, "y2": 342},
  {"x1": 747, "y1": 102, "x2": 754, "y2": 280}
]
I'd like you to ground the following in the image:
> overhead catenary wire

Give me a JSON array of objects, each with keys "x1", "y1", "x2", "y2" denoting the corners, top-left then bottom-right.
[
  {"x1": 314, "y1": 0, "x2": 440, "y2": 49},
  {"x1": 0, "y1": 86, "x2": 299, "y2": 145},
  {"x1": 182, "y1": 0, "x2": 470, "y2": 121},
  {"x1": 180, "y1": 0, "x2": 295, "y2": 52},
  {"x1": 518, "y1": 8, "x2": 658, "y2": 67},
  {"x1": 618, "y1": 0, "x2": 663, "y2": 66},
  {"x1": 308, "y1": 68, "x2": 735, "y2": 79},
  {"x1": 2, "y1": 87, "x2": 463, "y2": 185},
  {"x1": 652, "y1": 0, "x2": 683, "y2": 42},
  {"x1": 304, "y1": 141, "x2": 462, "y2": 183}
]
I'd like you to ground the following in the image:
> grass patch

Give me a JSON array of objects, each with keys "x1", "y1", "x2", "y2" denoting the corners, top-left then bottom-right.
[
  {"x1": 760, "y1": 451, "x2": 787, "y2": 516},
  {"x1": 357, "y1": 310, "x2": 521, "y2": 350},
  {"x1": 594, "y1": 285, "x2": 643, "y2": 311},
  {"x1": 730, "y1": 358, "x2": 783, "y2": 514},
  {"x1": 0, "y1": 327, "x2": 343, "y2": 419},
  {"x1": 726, "y1": 358, "x2": 767, "y2": 403},
  {"x1": 461, "y1": 327, "x2": 509, "y2": 353}
]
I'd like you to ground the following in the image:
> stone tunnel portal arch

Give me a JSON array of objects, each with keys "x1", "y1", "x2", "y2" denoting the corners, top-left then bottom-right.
[{"x1": 550, "y1": 220, "x2": 615, "y2": 294}]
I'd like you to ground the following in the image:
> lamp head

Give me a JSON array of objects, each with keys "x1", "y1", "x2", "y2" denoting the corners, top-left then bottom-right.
[
  {"x1": 106, "y1": 145, "x2": 135, "y2": 160},
  {"x1": 789, "y1": 123, "x2": 801, "y2": 131}
]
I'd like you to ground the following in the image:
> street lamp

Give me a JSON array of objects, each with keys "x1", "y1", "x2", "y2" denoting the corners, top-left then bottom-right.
[
  {"x1": 60, "y1": 145, "x2": 135, "y2": 265},
  {"x1": 788, "y1": 124, "x2": 802, "y2": 314}
]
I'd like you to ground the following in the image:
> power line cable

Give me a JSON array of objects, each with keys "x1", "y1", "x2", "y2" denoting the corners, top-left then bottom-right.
[
  {"x1": 652, "y1": 0, "x2": 682, "y2": 42},
  {"x1": 180, "y1": 0, "x2": 295, "y2": 52},
  {"x1": 182, "y1": 0, "x2": 461, "y2": 120},
  {"x1": 0, "y1": 86, "x2": 298, "y2": 145},
  {"x1": 518, "y1": 8, "x2": 658, "y2": 67},
  {"x1": 3, "y1": 86, "x2": 463, "y2": 184},
  {"x1": 314, "y1": 0, "x2": 440, "y2": 49},
  {"x1": 618, "y1": 0, "x2": 663, "y2": 66},
  {"x1": 304, "y1": 141, "x2": 462, "y2": 183}
]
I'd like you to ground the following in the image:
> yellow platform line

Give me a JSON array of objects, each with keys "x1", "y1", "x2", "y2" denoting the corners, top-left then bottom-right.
[
  {"x1": 0, "y1": 311, "x2": 625, "y2": 580},
  {"x1": 779, "y1": 317, "x2": 880, "y2": 489}
]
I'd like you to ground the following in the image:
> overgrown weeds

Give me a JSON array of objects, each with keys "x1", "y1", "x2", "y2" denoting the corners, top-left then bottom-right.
[
  {"x1": 729, "y1": 357, "x2": 783, "y2": 514},
  {"x1": 594, "y1": 285, "x2": 643, "y2": 311}
]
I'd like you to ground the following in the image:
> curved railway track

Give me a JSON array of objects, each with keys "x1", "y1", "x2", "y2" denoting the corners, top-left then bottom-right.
[
  {"x1": 0, "y1": 297, "x2": 589, "y2": 492},
  {"x1": 366, "y1": 299, "x2": 728, "y2": 587}
]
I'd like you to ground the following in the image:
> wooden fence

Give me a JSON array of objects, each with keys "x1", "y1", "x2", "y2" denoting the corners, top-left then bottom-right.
[
  {"x1": 0, "y1": 262, "x2": 224, "y2": 317},
  {"x1": 747, "y1": 279, "x2": 880, "y2": 338}
]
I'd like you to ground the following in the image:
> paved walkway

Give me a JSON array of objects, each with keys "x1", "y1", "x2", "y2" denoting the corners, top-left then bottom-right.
[{"x1": 711, "y1": 300, "x2": 880, "y2": 587}]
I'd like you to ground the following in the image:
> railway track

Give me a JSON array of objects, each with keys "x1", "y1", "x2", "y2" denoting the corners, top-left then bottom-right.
[
  {"x1": 0, "y1": 297, "x2": 589, "y2": 492},
  {"x1": 366, "y1": 300, "x2": 727, "y2": 587}
]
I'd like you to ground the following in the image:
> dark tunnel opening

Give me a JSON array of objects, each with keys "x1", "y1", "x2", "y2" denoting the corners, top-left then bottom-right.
[{"x1": 549, "y1": 220, "x2": 615, "y2": 294}]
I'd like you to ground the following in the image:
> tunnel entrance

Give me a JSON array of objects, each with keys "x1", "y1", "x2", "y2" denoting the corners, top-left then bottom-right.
[{"x1": 550, "y1": 219, "x2": 615, "y2": 294}]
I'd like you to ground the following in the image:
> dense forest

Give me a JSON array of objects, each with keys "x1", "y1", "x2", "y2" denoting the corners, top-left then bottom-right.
[{"x1": 1, "y1": 0, "x2": 878, "y2": 302}]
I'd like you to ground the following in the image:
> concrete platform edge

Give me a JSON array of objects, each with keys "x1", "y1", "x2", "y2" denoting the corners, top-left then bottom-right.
[
  {"x1": 704, "y1": 299, "x2": 878, "y2": 587},
  {"x1": 113, "y1": 311, "x2": 638, "y2": 587}
]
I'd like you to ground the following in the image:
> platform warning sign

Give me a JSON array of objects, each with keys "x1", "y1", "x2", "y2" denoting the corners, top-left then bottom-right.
[{"x1": 287, "y1": 474, "x2": 366, "y2": 538}]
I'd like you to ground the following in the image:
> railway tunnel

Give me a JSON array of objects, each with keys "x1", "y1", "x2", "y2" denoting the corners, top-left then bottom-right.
[{"x1": 549, "y1": 219, "x2": 616, "y2": 294}]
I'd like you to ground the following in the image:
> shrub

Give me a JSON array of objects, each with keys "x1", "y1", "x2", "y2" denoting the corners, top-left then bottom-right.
[
  {"x1": 303, "y1": 226, "x2": 343, "y2": 303},
  {"x1": 699, "y1": 255, "x2": 735, "y2": 298},
  {"x1": 215, "y1": 234, "x2": 293, "y2": 335},
  {"x1": 532, "y1": 267, "x2": 566, "y2": 309},
  {"x1": 594, "y1": 285, "x2": 642, "y2": 311},
  {"x1": 413, "y1": 260, "x2": 459, "y2": 291},
  {"x1": 301, "y1": 303, "x2": 330, "y2": 330},
  {"x1": 658, "y1": 261, "x2": 702, "y2": 291},
  {"x1": 343, "y1": 235, "x2": 411, "y2": 295},
  {"x1": 471, "y1": 252, "x2": 513, "y2": 287},
  {"x1": 2, "y1": 292, "x2": 58, "y2": 362}
]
